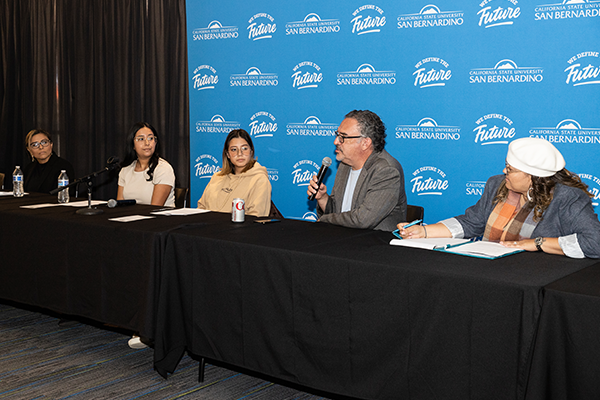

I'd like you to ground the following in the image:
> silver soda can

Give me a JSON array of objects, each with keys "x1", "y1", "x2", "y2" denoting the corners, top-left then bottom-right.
[{"x1": 232, "y1": 198, "x2": 245, "y2": 222}]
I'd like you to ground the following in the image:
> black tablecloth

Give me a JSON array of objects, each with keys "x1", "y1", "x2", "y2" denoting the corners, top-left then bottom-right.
[
  {"x1": 4, "y1": 194, "x2": 599, "y2": 399},
  {"x1": 0, "y1": 194, "x2": 224, "y2": 337},
  {"x1": 525, "y1": 263, "x2": 600, "y2": 400},
  {"x1": 153, "y1": 217, "x2": 598, "y2": 400}
]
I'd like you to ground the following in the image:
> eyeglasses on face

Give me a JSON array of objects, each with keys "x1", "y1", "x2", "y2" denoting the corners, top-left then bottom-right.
[
  {"x1": 229, "y1": 145, "x2": 251, "y2": 155},
  {"x1": 334, "y1": 131, "x2": 363, "y2": 144},
  {"x1": 504, "y1": 162, "x2": 521, "y2": 175},
  {"x1": 29, "y1": 139, "x2": 52, "y2": 149},
  {"x1": 135, "y1": 136, "x2": 156, "y2": 143}
]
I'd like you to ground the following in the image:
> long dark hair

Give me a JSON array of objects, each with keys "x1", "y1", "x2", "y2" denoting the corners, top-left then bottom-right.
[
  {"x1": 121, "y1": 122, "x2": 161, "y2": 181},
  {"x1": 219, "y1": 129, "x2": 256, "y2": 175},
  {"x1": 495, "y1": 168, "x2": 592, "y2": 221}
]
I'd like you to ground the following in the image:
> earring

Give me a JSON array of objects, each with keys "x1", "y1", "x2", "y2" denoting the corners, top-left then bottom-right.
[{"x1": 527, "y1": 187, "x2": 533, "y2": 202}]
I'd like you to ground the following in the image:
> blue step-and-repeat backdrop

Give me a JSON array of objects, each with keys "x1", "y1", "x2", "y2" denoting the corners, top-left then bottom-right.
[{"x1": 186, "y1": 0, "x2": 600, "y2": 224}]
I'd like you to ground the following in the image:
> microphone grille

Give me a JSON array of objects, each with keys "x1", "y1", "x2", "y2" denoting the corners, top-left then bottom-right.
[
  {"x1": 107, "y1": 199, "x2": 117, "y2": 208},
  {"x1": 322, "y1": 157, "x2": 332, "y2": 167}
]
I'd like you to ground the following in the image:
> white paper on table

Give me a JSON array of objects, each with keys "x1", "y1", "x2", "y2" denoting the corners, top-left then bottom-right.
[
  {"x1": 60, "y1": 200, "x2": 107, "y2": 207},
  {"x1": 109, "y1": 215, "x2": 156, "y2": 222},
  {"x1": 389, "y1": 238, "x2": 523, "y2": 259},
  {"x1": 389, "y1": 238, "x2": 470, "y2": 250},
  {"x1": 0, "y1": 191, "x2": 26, "y2": 196},
  {"x1": 21, "y1": 203, "x2": 65, "y2": 209},
  {"x1": 150, "y1": 208, "x2": 212, "y2": 216},
  {"x1": 20, "y1": 200, "x2": 106, "y2": 209},
  {"x1": 443, "y1": 241, "x2": 524, "y2": 258}
]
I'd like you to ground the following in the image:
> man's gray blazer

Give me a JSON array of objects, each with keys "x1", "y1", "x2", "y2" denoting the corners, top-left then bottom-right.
[{"x1": 318, "y1": 149, "x2": 407, "y2": 231}]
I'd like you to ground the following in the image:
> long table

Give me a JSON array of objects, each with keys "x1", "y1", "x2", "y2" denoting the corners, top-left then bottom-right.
[
  {"x1": 2, "y1": 194, "x2": 599, "y2": 399},
  {"x1": 151, "y1": 217, "x2": 598, "y2": 400},
  {"x1": 0, "y1": 193, "x2": 222, "y2": 338},
  {"x1": 525, "y1": 263, "x2": 600, "y2": 400}
]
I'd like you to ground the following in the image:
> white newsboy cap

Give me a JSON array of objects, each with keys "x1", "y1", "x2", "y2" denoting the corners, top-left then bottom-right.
[{"x1": 506, "y1": 137, "x2": 565, "y2": 177}]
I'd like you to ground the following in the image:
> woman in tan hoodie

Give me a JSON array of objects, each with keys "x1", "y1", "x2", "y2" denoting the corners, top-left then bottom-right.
[{"x1": 198, "y1": 129, "x2": 272, "y2": 217}]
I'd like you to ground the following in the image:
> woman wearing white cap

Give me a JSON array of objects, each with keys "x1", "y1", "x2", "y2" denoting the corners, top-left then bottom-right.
[{"x1": 397, "y1": 137, "x2": 600, "y2": 258}]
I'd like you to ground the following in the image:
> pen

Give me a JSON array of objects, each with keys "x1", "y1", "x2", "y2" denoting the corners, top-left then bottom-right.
[
  {"x1": 434, "y1": 238, "x2": 475, "y2": 250},
  {"x1": 392, "y1": 219, "x2": 422, "y2": 239},
  {"x1": 403, "y1": 219, "x2": 422, "y2": 229}
]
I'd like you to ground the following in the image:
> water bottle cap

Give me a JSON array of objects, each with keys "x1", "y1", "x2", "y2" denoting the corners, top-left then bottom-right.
[
  {"x1": 61, "y1": 170, "x2": 66, "y2": 172},
  {"x1": 16, "y1": 166, "x2": 20, "y2": 168}
]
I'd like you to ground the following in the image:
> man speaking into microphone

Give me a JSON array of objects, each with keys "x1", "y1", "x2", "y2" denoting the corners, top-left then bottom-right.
[{"x1": 307, "y1": 110, "x2": 407, "y2": 231}]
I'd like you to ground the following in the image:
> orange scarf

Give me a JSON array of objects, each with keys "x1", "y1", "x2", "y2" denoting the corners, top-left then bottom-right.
[{"x1": 484, "y1": 190, "x2": 533, "y2": 242}]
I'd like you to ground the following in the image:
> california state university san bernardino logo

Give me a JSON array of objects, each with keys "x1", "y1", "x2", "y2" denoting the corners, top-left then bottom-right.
[
  {"x1": 470, "y1": 59, "x2": 544, "y2": 84},
  {"x1": 529, "y1": 119, "x2": 600, "y2": 144},
  {"x1": 534, "y1": 2, "x2": 600, "y2": 21},
  {"x1": 195, "y1": 115, "x2": 240, "y2": 133},
  {"x1": 285, "y1": 13, "x2": 341, "y2": 35},
  {"x1": 286, "y1": 116, "x2": 337, "y2": 137},
  {"x1": 337, "y1": 64, "x2": 396, "y2": 86},
  {"x1": 192, "y1": 20, "x2": 239, "y2": 40},
  {"x1": 397, "y1": 5, "x2": 464, "y2": 29},
  {"x1": 230, "y1": 67, "x2": 279, "y2": 87},
  {"x1": 395, "y1": 118, "x2": 460, "y2": 141}
]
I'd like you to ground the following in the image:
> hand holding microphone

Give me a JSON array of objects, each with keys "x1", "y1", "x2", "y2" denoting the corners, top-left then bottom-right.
[{"x1": 308, "y1": 157, "x2": 332, "y2": 201}]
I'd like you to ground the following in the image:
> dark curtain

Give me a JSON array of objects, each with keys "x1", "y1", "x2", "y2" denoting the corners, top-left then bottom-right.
[{"x1": 0, "y1": 0, "x2": 189, "y2": 199}]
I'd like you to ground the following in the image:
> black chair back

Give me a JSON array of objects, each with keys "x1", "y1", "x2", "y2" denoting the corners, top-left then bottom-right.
[
  {"x1": 268, "y1": 200, "x2": 284, "y2": 219},
  {"x1": 174, "y1": 187, "x2": 189, "y2": 208},
  {"x1": 406, "y1": 204, "x2": 424, "y2": 223}
]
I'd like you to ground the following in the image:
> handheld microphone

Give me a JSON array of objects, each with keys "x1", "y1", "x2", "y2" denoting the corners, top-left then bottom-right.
[
  {"x1": 107, "y1": 199, "x2": 136, "y2": 208},
  {"x1": 308, "y1": 157, "x2": 332, "y2": 201}
]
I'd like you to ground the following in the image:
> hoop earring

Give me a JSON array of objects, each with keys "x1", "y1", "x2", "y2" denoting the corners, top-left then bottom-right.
[{"x1": 527, "y1": 187, "x2": 533, "y2": 202}]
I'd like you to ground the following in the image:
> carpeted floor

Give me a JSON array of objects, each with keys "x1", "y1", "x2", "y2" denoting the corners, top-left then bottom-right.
[{"x1": 0, "y1": 302, "x2": 332, "y2": 399}]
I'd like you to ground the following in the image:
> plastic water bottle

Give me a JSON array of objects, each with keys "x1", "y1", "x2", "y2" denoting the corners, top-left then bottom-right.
[
  {"x1": 58, "y1": 170, "x2": 70, "y2": 203},
  {"x1": 12, "y1": 166, "x2": 24, "y2": 197}
]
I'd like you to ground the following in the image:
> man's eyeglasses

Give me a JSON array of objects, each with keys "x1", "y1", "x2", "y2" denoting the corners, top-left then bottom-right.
[
  {"x1": 135, "y1": 136, "x2": 156, "y2": 143},
  {"x1": 334, "y1": 131, "x2": 363, "y2": 143},
  {"x1": 29, "y1": 139, "x2": 52, "y2": 149}
]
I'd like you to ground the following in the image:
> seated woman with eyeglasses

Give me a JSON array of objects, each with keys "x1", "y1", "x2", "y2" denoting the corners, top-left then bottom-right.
[
  {"x1": 117, "y1": 122, "x2": 175, "y2": 207},
  {"x1": 198, "y1": 129, "x2": 271, "y2": 217},
  {"x1": 23, "y1": 129, "x2": 75, "y2": 194},
  {"x1": 397, "y1": 137, "x2": 600, "y2": 258}
]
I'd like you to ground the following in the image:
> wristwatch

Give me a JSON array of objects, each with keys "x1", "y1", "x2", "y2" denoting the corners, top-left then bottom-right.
[{"x1": 534, "y1": 237, "x2": 545, "y2": 252}]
